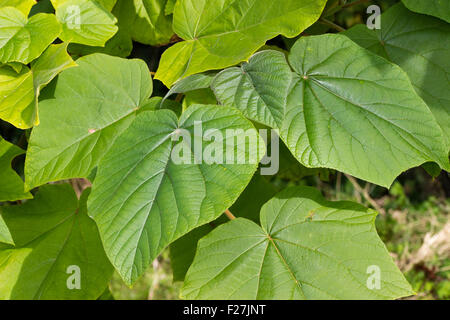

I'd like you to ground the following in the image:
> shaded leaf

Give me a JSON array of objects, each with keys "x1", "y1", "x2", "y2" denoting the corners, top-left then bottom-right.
[
  {"x1": 0, "y1": 138, "x2": 32, "y2": 202},
  {"x1": 113, "y1": 0, "x2": 173, "y2": 46},
  {"x1": 0, "y1": 184, "x2": 113, "y2": 299},
  {"x1": 402, "y1": 0, "x2": 450, "y2": 23}
]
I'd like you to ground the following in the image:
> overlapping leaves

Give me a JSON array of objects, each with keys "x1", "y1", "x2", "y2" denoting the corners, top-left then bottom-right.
[
  {"x1": 155, "y1": 0, "x2": 328, "y2": 86},
  {"x1": 88, "y1": 105, "x2": 265, "y2": 284},
  {"x1": 401, "y1": 0, "x2": 450, "y2": 23},
  {"x1": 25, "y1": 53, "x2": 152, "y2": 189},
  {"x1": 0, "y1": 138, "x2": 32, "y2": 202}
]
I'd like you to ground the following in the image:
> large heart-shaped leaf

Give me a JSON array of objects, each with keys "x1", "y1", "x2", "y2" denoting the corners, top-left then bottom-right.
[
  {"x1": 345, "y1": 3, "x2": 450, "y2": 150},
  {"x1": 88, "y1": 105, "x2": 265, "y2": 285},
  {"x1": 25, "y1": 53, "x2": 153, "y2": 190},
  {"x1": 0, "y1": 138, "x2": 32, "y2": 202},
  {"x1": 0, "y1": 7, "x2": 60, "y2": 64},
  {"x1": 0, "y1": 184, "x2": 113, "y2": 299},
  {"x1": 0, "y1": 0, "x2": 36, "y2": 15},
  {"x1": 182, "y1": 186, "x2": 414, "y2": 300},
  {"x1": 280, "y1": 34, "x2": 449, "y2": 187},
  {"x1": 155, "y1": 0, "x2": 327, "y2": 86},
  {"x1": 55, "y1": 0, "x2": 118, "y2": 46},
  {"x1": 212, "y1": 50, "x2": 292, "y2": 128},
  {"x1": 113, "y1": 0, "x2": 173, "y2": 46},
  {"x1": 401, "y1": 0, "x2": 450, "y2": 23}
]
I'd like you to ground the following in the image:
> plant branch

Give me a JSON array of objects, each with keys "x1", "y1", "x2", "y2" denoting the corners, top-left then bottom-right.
[
  {"x1": 344, "y1": 174, "x2": 385, "y2": 215},
  {"x1": 342, "y1": 0, "x2": 369, "y2": 8},
  {"x1": 319, "y1": 18, "x2": 346, "y2": 32},
  {"x1": 224, "y1": 209, "x2": 236, "y2": 220}
]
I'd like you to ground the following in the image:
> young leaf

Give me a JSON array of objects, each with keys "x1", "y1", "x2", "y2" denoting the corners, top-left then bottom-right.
[
  {"x1": 88, "y1": 105, "x2": 265, "y2": 285},
  {"x1": 280, "y1": 34, "x2": 449, "y2": 188},
  {"x1": 401, "y1": 0, "x2": 450, "y2": 23},
  {"x1": 164, "y1": 72, "x2": 217, "y2": 101},
  {"x1": 0, "y1": 43, "x2": 76, "y2": 128},
  {"x1": 0, "y1": 214, "x2": 13, "y2": 245},
  {"x1": 0, "y1": 7, "x2": 61, "y2": 64},
  {"x1": 155, "y1": 0, "x2": 327, "y2": 86},
  {"x1": 0, "y1": 184, "x2": 113, "y2": 300},
  {"x1": 0, "y1": 139, "x2": 32, "y2": 202},
  {"x1": 113, "y1": 0, "x2": 174, "y2": 46},
  {"x1": 0, "y1": 65, "x2": 34, "y2": 129},
  {"x1": 55, "y1": 0, "x2": 118, "y2": 46},
  {"x1": 182, "y1": 186, "x2": 414, "y2": 300},
  {"x1": 0, "y1": 0, "x2": 36, "y2": 15},
  {"x1": 212, "y1": 50, "x2": 292, "y2": 128},
  {"x1": 345, "y1": 3, "x2": 450, "y2": 150},
  {"x1": 25, "y1": 53, "x2": 152, "y2": 190}
]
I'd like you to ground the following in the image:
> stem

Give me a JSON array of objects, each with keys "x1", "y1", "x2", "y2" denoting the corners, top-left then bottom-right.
[
  {"x1": 224, "y1": 209, "x2": 236, "y2": 220},
  {"x1": 344, "y1": 174, "x2": 385, "y2": 215},
  {"x1": 342, "y1": 0, "x2": 369, "y2": 8},
  {"x1": 323, "y1": 0, "x2": 369, "y2": 17},
  {"x1": 319, "y1": 18, "x2": 346, "y2": 32}
]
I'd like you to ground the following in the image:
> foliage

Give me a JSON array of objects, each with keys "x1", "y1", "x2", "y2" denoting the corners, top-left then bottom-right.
[{"x1": 0, "y1": 0, "x2": 448, "y2": 300}]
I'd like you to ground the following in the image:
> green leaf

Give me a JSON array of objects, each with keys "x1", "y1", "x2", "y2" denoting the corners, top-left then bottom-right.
[
  {"x1": 0, "y1": 0, "x2": 36, "y2": 15},
  {"x1": 0, "y1": 43, "x2": 76, "y2": 128},
  {"x1": 88, "y1": 104, "x2": 265, "y2": 285},
  {"x1": 113, "y1": 0, "x2": 173, "y2": 46},
  {"x1": 212, "y1": 50, "x2": 292, "y2": 128},
  {"x1": 55, "y1": 0, "x2": 118, "y2": 46},
  {"x1": 25, "y1": 53, "x2": 152, "y2": 190},
  {"x1": 30, "y1": 42, "x2": 77, "y2": 126},
  {"x1": 280, "y1": 34, "x2": 449, "y2": 188},
  {"x1": 0, "y1": 214, "x2": 13, "y2": 245},
  {"x1": 0, "y1": 7, "x2": 61, "y2": 64},
  {"x1": 345, "y1": 3, "x2": 450, "y2": 151},
  {"x1": 182, "y1": 89, "x2": 217, "y2": 110},
  {"x1": 170, "y1": 174, "x2": 277, "y2": 282},
  {"x1": 0, "y1": 138, "x2": 32, "y2": 202},
  {"x1": 0, "y1": 64, "x2": 34, "y2": 129},
  {"x1": 0, "y1": 184, "x2": 113, "y2": 299},
  {"x1": 51, "y1": 0, "x2": 117, "y2": 12},
  {"x1": 182, "y1": 186, "x2": 414, "y2": 299},
  {"x1": 164, "y1": 0, "x2": 176, "y2": 15},
  {"x1": 401, "y1": 0, "x2": 450, "y2": 23},
  {"x1": 165, "y1": 72, "x2": 217, "y2": 100},
  {"x1": 155, "y1": 0, "x2": 327, "y2": 87}
]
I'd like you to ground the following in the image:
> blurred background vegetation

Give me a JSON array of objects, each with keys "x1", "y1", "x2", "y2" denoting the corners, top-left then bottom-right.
[{"x1": 1, "y1": 0, "x2": 448, "y2": 300}]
